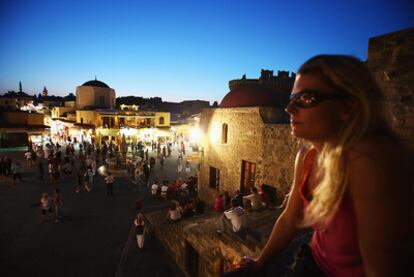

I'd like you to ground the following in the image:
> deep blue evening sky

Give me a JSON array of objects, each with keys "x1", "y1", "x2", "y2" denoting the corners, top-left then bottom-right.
[{"x1": 0, "y1": 0, "x2": 413, "y2": 103}]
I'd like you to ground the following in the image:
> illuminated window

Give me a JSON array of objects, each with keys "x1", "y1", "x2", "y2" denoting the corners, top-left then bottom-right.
[
  {"x1": 209, "y1": 166, "x2": 220, "y2": 190},
  {"x1": 221, "y1": 123, "x2": 228, "y2": 144},
  {"x1": 159, "y1": 116, "x2": 165, "y2": 125}
]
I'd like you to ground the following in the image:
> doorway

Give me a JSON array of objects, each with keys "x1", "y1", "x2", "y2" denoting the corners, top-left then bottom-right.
[{"x1": 240, "y1": 160, "x2": 256, "y2": 194}]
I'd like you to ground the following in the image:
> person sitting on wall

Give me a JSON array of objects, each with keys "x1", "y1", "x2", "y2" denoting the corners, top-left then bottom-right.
[
  {"x1": 259, "y1": 185, "x2": 272, "y2": 208},
  {"x1": 234, "y1": 190, "x2": 244, "y2": 208},
  {"x1": 214, "y1": 194, "x2": 225, "y2": 213},
  {"x1": 182, "y1": 200, "x2": 194, "y2": 218},
  {"x1": 243, "y1": 187, "x2": 263, "y2": 211},
  {"x1": 166, "y1": 202, "x2": 182, "y2": 223},
  {"x1": 223, "y1": 191, "x2": 232, "y2": 209},
  {"x1": 193, "y1": 197, "x2": 205, "y2": 215},
  {"x1": 223, "y1": 199, "x2": 245, "y2": 233}
]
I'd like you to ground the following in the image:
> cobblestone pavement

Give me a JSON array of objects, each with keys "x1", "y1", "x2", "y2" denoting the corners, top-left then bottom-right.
[{"x1": 0, "y1": 145, "x2": 197, "y2": 277}]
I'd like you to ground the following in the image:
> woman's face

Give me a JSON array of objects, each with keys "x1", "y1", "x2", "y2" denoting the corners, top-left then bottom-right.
[{"x1": 285, "y1": 73, "x2": 349, "y2": 145}]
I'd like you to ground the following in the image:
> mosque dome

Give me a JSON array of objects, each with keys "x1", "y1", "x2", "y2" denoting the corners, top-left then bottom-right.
[
  {"x1": 220, "y1": 83, "x2": 281, "y2": 108},
  {"x1": 81, "y1": 80, "x2": 110, "y2": 88}
]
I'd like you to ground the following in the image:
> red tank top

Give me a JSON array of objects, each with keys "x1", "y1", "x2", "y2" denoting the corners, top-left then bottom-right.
[{"x1": 299, "y1": 149, "x2": 365, "y2": 277}]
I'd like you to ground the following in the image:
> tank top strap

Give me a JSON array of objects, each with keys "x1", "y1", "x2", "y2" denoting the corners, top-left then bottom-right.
[{"x1": 299, "y1": 148, "x2": 317, "y2": 203}]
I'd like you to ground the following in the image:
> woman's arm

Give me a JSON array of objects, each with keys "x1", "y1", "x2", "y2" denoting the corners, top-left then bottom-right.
[
  {"x1": 348, "y1": 143, "x2": 412, "y2": 276},
  {"x1": 254, "y1": 147, "x2": 308, "y2": 269}
]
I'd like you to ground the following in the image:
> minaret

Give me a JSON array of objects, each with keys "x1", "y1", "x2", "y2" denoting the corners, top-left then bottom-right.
[
  {"x1": 42, "y1": 86, "x2": 48, "y2": 96},
  {"x1": 19, "y1": 81, "x2": 22, "y2": 92}
]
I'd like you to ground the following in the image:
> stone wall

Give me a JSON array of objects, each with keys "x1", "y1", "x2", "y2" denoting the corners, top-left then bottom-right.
[
  {"x1": 198, "y1": 107, "x2": 296, "y2": 205},
  {"x1": 146, "y1": 209, "x2": 268, "y2": 277},
  {"x1": 367, "y1": 27, "x2": 414, "y2": 148},
  {"x1": 198, "y1": 107, "x2": 265, "y2": 205},
  {"x1": 261, "y1": 125, "x2": 300, "y2": 195}
]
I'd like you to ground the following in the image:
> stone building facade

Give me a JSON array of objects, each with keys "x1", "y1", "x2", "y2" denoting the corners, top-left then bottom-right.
[
  {"x1": 198, "y1": 70, "x2": 296, "y2": 205},
  {"x1": 367, "y1": 27, "x2": 414, "y2": 148},
  {"x1": 198, "y1": 107, "x2": 299, "y2": 205}
]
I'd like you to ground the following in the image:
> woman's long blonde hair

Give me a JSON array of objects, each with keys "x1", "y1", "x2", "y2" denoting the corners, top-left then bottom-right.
[{"x1": 299, "y1": 55, "x2": 391, "y2": 226}]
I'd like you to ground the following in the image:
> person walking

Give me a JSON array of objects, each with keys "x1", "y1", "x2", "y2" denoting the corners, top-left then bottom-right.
[
  {"x1": 48, "y1": 162, "x2": 54, "y2": 184},
  {"x1": 76, "y1": 168, "x2": 84, "y2": 193},
  {"x1": 5, "y1": 156, "x2": 12, "y2": 177},
  {"x1": 143, "y1": 161, "x2": 150, "y2": 186},
  {"x1": 177, "y1": 155, "x2": 183, "y2": 173},
  {"x1": 149, "y1": 156, "x2": 155, "y2": 172},
  {"x1": 134, "y1": 213, "x2": 146, "y2": 251},
  {"x1": 53, "y1": 188, "x2": 62, "y2": 222},
  {"x1": 159, "y1": 155, "x2": 165, "y2": 170},
  {"x1": 40, "y1": 193, "x2": 53, "y2": 222},
  {"x1": 84, "y1": 168, "x2": 94, "y2": 192},
  {"x1": 12, "y1": 162, "x2": 22, "y2": 185},
  {"x1": 104, "y1": 172, "x2": 115, "y2": 196}
]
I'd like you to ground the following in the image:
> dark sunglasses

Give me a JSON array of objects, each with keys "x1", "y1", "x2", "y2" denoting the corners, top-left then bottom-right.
[{"x1": 288, "y1": 90, "x2": 349, "y2": 108}]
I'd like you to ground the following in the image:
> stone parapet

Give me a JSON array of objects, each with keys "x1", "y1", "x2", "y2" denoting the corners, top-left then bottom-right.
[{"x1": 145, "y1": 207, "x2": 280, "y2": 277}]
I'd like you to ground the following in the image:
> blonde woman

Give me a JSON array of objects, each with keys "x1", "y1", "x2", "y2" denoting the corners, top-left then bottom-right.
[{"x1": 230, "y1": 55, "x2": 413, "y2": 277}]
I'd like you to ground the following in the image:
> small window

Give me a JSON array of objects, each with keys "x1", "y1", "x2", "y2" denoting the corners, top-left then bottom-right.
[
  {"x1": 221, "y1": 123, "x2": 228, "y2": 144},
  {"x1": 99, "y1": 96, "x2": 105, "y2": 105},
  {"x1": 159, "y1": 116, "x2": 165, "y2": 125},
  {"x1": 209, "y1": 166, "x2": 220, "y2": 190}
]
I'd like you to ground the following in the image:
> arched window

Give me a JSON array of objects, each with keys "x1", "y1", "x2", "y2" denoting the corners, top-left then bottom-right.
[
  {"x1": 159, "y1": 117, "x2": 165, "y2": 125},
  {"x1": 221, "y1": 123, "x2": 228, "y2": 144}
]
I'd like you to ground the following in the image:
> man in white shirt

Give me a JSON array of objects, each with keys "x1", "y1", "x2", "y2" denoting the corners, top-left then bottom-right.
[{"x1": 223, "y1": 199, "x2": 245, "y2": 232}]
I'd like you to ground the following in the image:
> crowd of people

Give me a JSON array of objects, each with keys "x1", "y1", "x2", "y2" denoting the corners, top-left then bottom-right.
[{"x1": 12, "y1": 135, "x2": 201, "y2": 256}]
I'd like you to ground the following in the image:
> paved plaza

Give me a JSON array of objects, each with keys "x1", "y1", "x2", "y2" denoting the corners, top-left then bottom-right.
[{"x1": 0, "y1": 145, "x2": 197, "y2": 277}]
